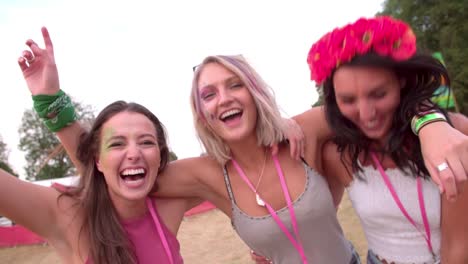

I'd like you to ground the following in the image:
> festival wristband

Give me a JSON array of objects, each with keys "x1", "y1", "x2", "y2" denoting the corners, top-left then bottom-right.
[
  {"x1": 411, "y1": 112, "x2": 447, "y2": 135},
  {"x1": 32, "y1": 90, "x2": 77, "y2": 132},
  {"x1": 43, "y1": 105, "x2": 78, "y2": 132}
]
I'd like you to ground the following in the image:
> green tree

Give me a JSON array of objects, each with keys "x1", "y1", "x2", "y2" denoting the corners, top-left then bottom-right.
[
  {"x1": 379, "y1": 0, "x2": 468, "y2": 114},
  {"x1": 0, "y1": 136, "x2": 8, "y2": 163},
  {"x1": 312, "y1": 85, "x2": 324, "y2": 107},
  {"x1": 169, "y1": 151, "x2": 178, "y2": 161},
  {"x1": 18, "y1": 101, "x2": 95, "y2": 181},
  {"x1": 0, "y1": 136, "x2": 17, "y2": 177},
  {"x1": 0, "y1": 161, "x2": 18, "y2": 177}
]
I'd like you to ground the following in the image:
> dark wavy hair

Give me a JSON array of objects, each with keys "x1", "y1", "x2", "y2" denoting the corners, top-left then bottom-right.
[
  {"x1": 322, "y1": 52, "x2": 451, "y2": 180},
  {"x1": 62, "y1": 101, "x2": 169, "y2": 264}
]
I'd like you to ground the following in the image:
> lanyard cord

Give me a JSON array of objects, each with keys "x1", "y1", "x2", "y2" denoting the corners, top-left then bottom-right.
[
  {"x1": 232, "y1": 154, "x2": 308, "y2": 263},
  {"x1": 370, "y1": 152, "x2": 434, "y2": 257}
]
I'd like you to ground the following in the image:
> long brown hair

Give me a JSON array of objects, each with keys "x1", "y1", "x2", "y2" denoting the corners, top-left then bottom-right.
[
  {"x1": 61, "y1": 101, "x2": 169, "y2": 264},
  {"x1": 323, "y1": 53, "x2": 450, "y2": 179}
]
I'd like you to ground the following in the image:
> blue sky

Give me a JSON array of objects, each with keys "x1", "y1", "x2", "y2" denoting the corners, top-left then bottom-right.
[{"x1": 0, "y1": 0, "x2": 384, "y2": 178}]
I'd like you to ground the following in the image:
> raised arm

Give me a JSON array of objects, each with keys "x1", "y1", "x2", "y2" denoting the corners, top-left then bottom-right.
[{"x1": 18, "y1": 27, "x2": 85, "y2": 172}]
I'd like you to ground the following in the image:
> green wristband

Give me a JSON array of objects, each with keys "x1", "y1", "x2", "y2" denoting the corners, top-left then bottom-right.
[
  {"x1": 32, "y1": 90, "x2": 66, "y2": 118},
  {"x1": 32, "y1": 90, "x2": 77, "y2": 132},
  {"x1": 412, "y1": 112, "x2": 447, "y2": 135},
  {"x1": 43, "y1": 104, "x2": 77, "y2": 132}
]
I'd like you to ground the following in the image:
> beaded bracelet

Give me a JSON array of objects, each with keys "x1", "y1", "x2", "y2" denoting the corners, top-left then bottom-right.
[{"x1": 411, "y1": 112, "x2": 447, "y2": 135}]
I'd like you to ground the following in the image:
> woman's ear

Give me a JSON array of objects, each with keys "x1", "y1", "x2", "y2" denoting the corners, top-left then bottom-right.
[{"x1": 95, "y1": 157, "x2": 103, "y2": 173}]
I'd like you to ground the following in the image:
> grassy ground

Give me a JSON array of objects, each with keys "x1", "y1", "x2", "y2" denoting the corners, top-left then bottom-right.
[{"x1": 0, "y1": 193, "x2": 367, "y2": 263}]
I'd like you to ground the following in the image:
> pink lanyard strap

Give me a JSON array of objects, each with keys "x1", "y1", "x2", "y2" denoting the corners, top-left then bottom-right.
[
  {"x1": 146, "y1": 198, "x2": 175, "y2": 264},
  {"x1": 232, "y1": 154, "x2": 308, "y2": 263},
  {"x1": 370, "y1": 152, "x2": 434, "y2": 256}
]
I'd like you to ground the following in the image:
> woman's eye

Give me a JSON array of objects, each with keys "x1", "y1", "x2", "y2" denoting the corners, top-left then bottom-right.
[
  {"x1": 373, "y1": 92, "x2": 386, "y2": 99},
  {"x1": 108, "y1": 142, "x2": 123, "y2": 148},
  {"x1": 201, "y1": 92, "x2": 215, "y2": 101},
  {"x1": 340, "y1": 98, "x2": 355, "y2": 104},
  {"x1": 141, "y1": 140, "x2": 156, "y2": 145},
  {"x1": 204, "y1": 93, "x2": 214, "y2": 99},
  {"x1": 230, "y1": 83, "x2": 243, "y2": 89}
]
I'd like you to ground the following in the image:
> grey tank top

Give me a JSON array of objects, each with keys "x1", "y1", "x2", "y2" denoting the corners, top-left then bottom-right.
[{"x1": 223, "y1": 161, "x2": 353, "y2": 264}]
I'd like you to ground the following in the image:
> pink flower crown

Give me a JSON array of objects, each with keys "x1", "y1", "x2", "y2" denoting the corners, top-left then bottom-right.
[{"x1": 307, "y1": 16, "x2": 417, "y2": 85}]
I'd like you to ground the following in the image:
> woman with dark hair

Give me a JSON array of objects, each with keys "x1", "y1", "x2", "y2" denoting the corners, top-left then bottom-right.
[
  {"x1": 307, "y1": 16, "x2": 468, "y2": 263},
  {"x1": 0, "y1": 99, "x2": 194, "y2": 263}
]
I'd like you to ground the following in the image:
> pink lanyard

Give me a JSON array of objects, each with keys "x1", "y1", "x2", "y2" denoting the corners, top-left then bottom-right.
[
  {"x1": 232, "y1": 154, "x2": 308, "y2": 263},
  {"x1": 370, "y1": 152, "x2": 435, "y2": 258},
  {"x1": 146, "y1": 198, "x2": 175, "y2": 264}
]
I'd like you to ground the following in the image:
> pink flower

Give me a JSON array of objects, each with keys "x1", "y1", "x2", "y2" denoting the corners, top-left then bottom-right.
[
  {"x1": 391, "y1": 28, "x2": 417, "y2": 60},
  {"x1": 306, "y1": 15, "x2": 417, "y2": 85},
  {"x1": 307, "y1": 33, "x2": 334, "y2": 84}
]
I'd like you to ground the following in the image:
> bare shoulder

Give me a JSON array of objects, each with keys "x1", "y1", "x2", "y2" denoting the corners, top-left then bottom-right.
[
  {"x1": 293, "y1": 106, "x2": 327, "y2": 140},
  {"x1": 321, "y1": 141, "x2": 353, "y2": 187}
]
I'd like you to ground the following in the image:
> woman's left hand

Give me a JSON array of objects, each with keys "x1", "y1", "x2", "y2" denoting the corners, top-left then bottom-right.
[
  {"x1": 271, "y1": 118, "x2": 305, "y2": 160},
  {"x1": 419, "y1": 121, "x2": 468, "y2": 201}
]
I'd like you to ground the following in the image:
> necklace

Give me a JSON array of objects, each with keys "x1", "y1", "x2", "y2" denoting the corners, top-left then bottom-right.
[
  {"x1": 232, "y1": 154, "x2": 308, "y2": 263},
  {"x1": 254, "y1": 148, "x2": 268, "y2": 206}
]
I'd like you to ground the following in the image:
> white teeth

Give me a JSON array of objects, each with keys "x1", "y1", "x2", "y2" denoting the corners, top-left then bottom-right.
[
  {"x1": 220, "y1": 109, "x2": 241, "y2": 119},
  {"x1": 365, "y1": 120, "x2": 378, "y2": 128},
  {"x1": 121, "y1": 168, "x2": 145, "y2": 176}
]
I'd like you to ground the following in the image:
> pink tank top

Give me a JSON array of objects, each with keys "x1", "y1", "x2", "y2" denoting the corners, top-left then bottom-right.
[{"x1": 85, "y1": 198, "x2": 183, "y2": 264}]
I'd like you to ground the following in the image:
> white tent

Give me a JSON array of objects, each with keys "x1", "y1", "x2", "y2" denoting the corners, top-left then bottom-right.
[{"x1": 31, "y1": 176, "x2": 79, "y2": 187}]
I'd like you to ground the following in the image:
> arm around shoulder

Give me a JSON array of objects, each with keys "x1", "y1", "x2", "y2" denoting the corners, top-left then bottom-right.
[
  {"x1": 321, "y1": 141, "x2": 350, "y2": 208},
  {"x1": 293, "y1": 106, "x2": 333, "y2": 146},
  {"x1": 156, "y1": 156, "x2": 220, "y2": 200}
]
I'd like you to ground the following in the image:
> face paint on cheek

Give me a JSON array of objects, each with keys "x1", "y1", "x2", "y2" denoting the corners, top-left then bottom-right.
[
  {"x1": 209, "y1": 113, "x2": 216, "y2": 121},
  {"x1": 202, "y1": 109, "x2": 216, "y2": 121},
  {"x1": 100, "y1": 127, "x2": 116, "y2": 158}
]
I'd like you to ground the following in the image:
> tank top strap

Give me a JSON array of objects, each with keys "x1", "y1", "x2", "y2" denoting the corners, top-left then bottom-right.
[
  {"x1": 146, "y1": 197, "x2": 175, "y2": 264},
  {"x1": 222, "y1": 165, "x2": 236, "y2": 204}
]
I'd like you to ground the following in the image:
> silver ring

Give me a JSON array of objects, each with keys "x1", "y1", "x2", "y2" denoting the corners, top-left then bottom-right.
[
  {"x1": 437, "y1": 162, "x2": 449, "y2": 172},
  {"x1": 27, "y1": 57, "x2": 35, "y2": 64}
]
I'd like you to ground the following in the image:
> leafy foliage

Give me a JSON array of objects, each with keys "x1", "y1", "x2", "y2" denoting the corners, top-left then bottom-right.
[
  {"x1": 0, "y1": 136, "x2": 17, "y2": 177},
  {"x1": 380, "y1": 0, "x2": 468, "y2": 114},
  {"x1": 18, "y1": 101, "x2": 95, "y2": 181},
  {"x1": 169, "y1": 151, "x2": 178, "y2": 161}
]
